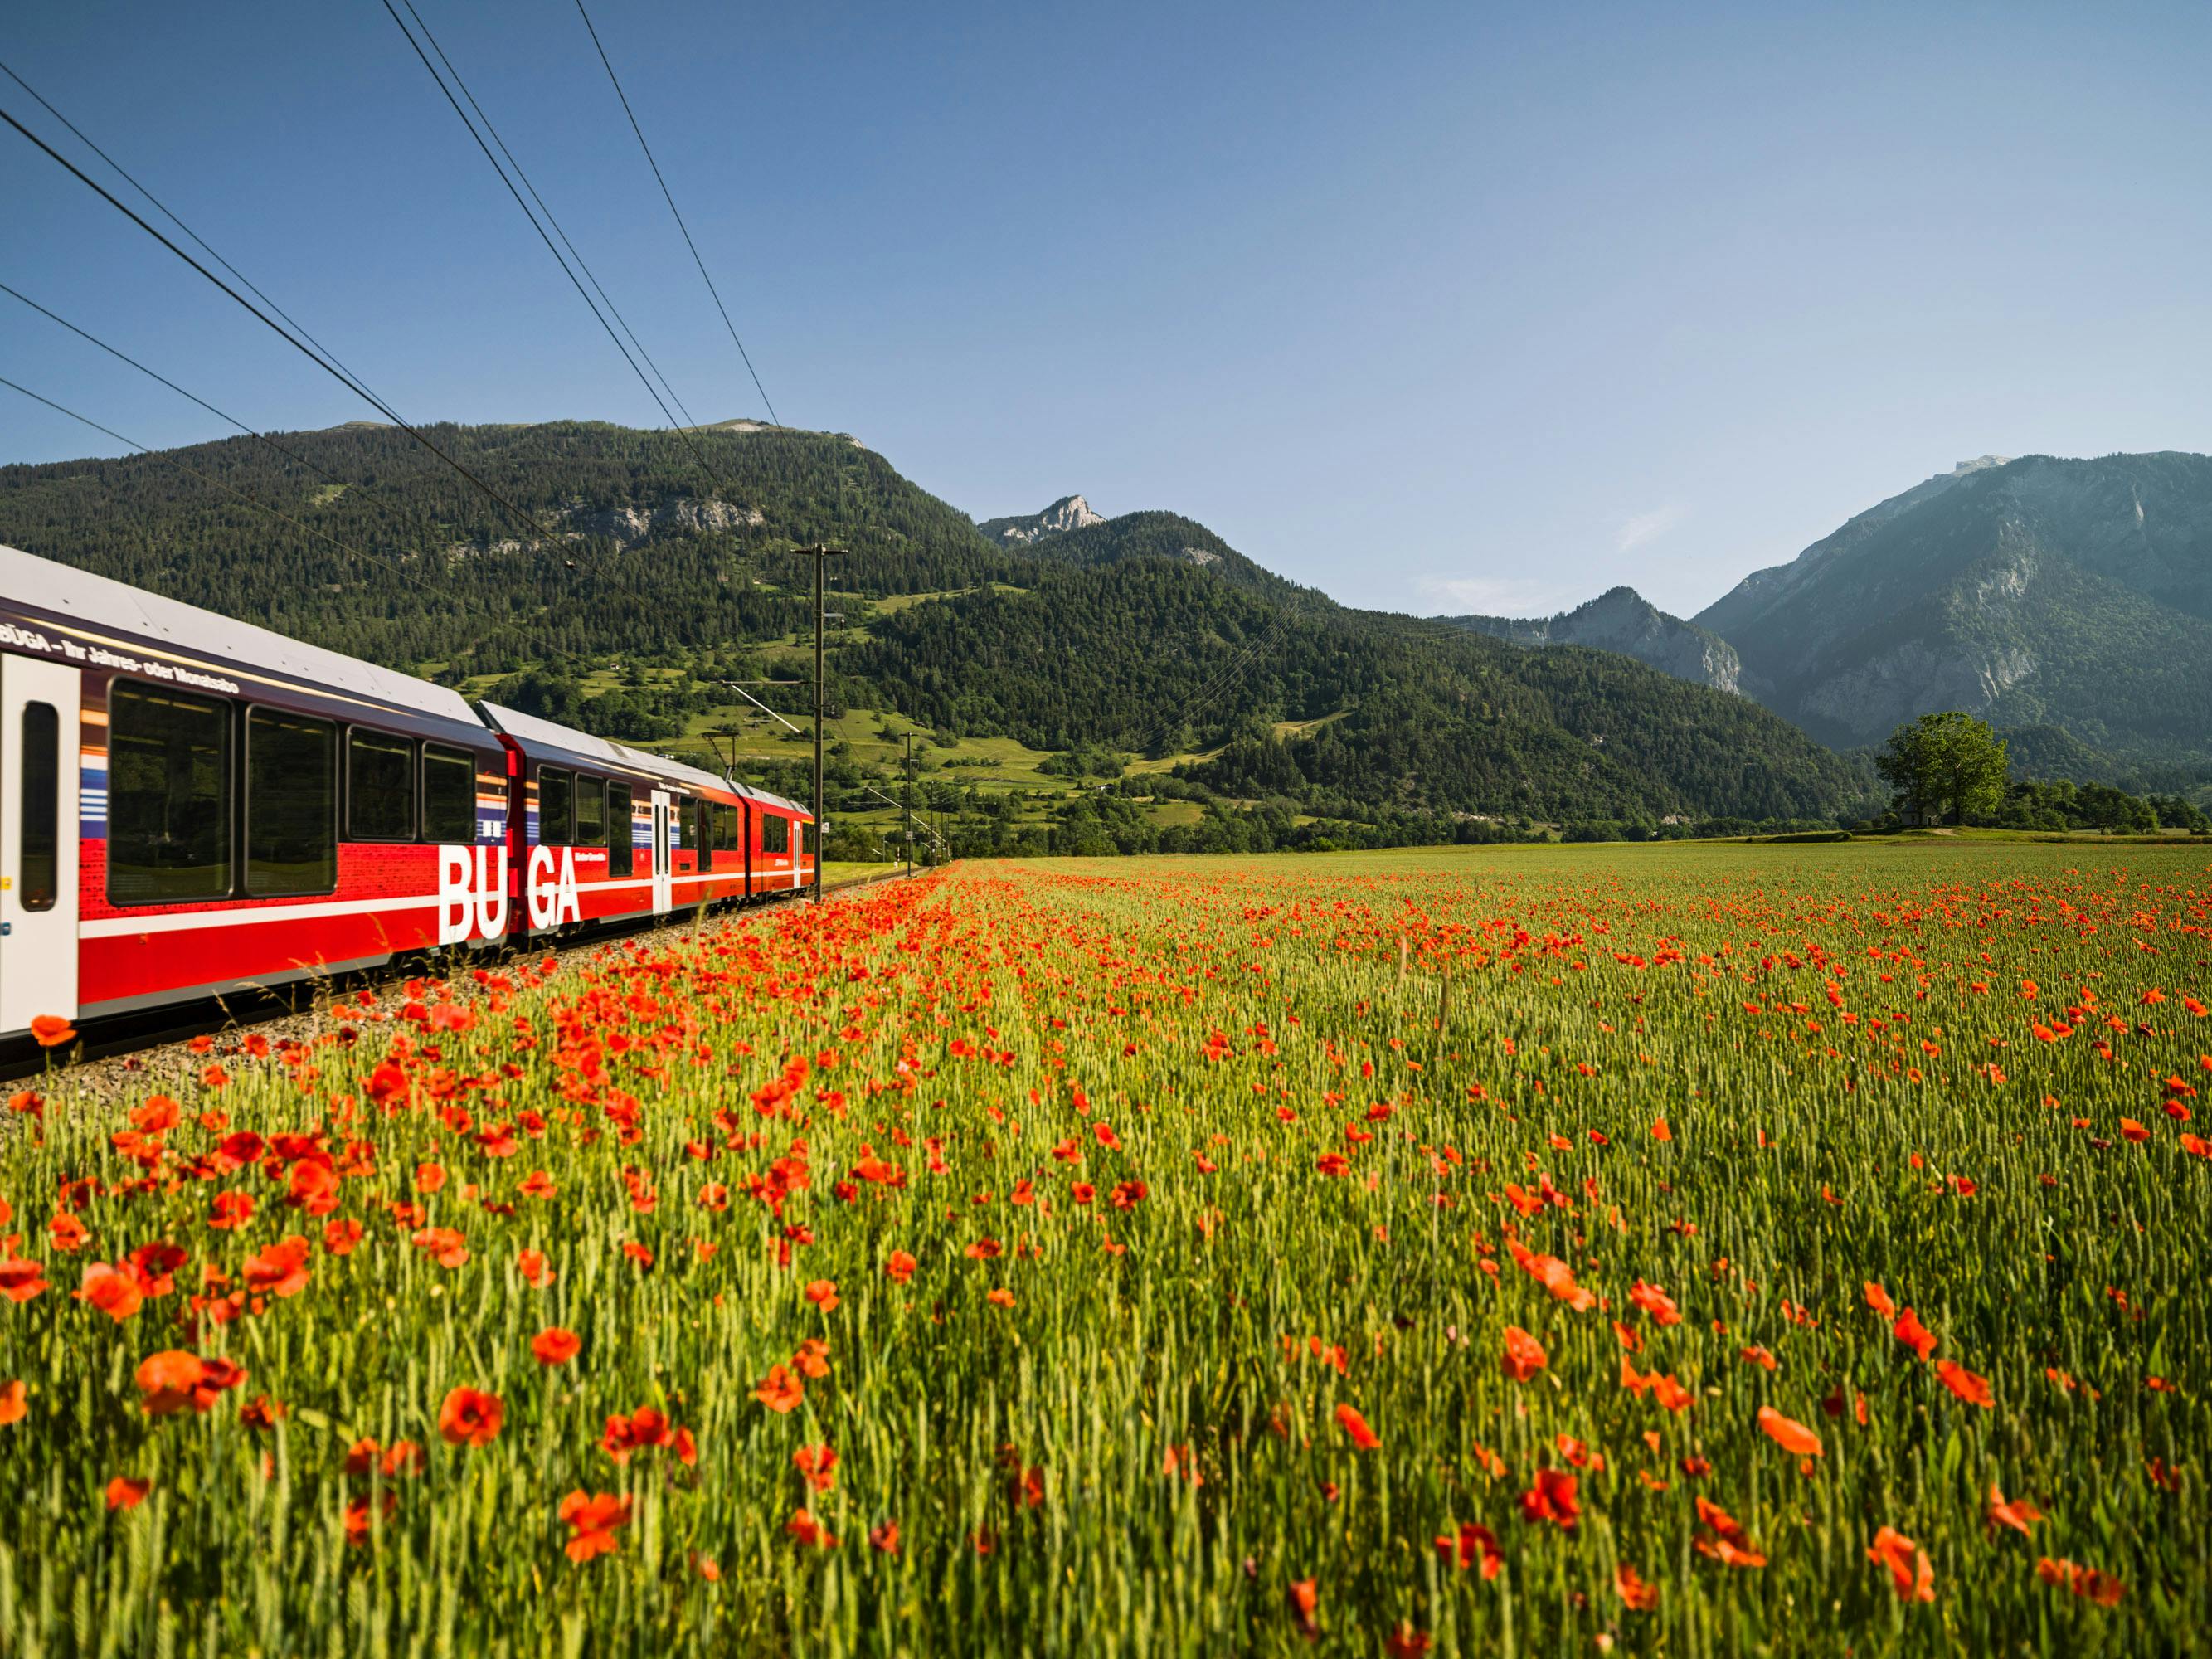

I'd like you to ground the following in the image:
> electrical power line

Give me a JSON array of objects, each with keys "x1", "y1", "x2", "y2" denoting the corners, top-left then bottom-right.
[
  {"x1": 0, "y1": 279, "x2": 354, "y2": 489},
  {"x1": 396, "y1": 0, "x2": 698, "y2": 431},
  {"x1": 0, "y1": 372, "x2": 620, "y2": 692},
  {"x1": 0, "y1": 90, "x2": 550, "y2": 542},
  {"x1": 572, "y1": 0, "x2": 779, "y2": 426},
  {"x1": 0, "y1": 373, "x2": 489, "y2": 619},
  {"x1": 380, "y1": 0, "x2": 735, "y2": 501},
  {"x1": 0, "y1": 58, "x2": 377, "y2": 401}
]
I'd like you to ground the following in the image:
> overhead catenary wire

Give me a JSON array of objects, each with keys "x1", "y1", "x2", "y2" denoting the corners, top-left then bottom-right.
[
  {"x1": 572, "y1": 0, "x2": 779, "y2": 426},
  {"x1": 0, "y1": 373, "x2": 490, "y2": 617},
  {"x1": 0, "y1": 57, "x2": 377, "y2": 400},
  {"x1": 0, "y1": 372, "x2": 625, "y2": 693},
  {"x1": 380, "y1": 0, "x2": 737, "y2": 502},
  {"x1": 0, "y1": 279, "x2": 357, "y2": 489},
  {"x1": 0, "y1": 93, "x2": 551, "y2": 542},
  {"x1": 394, "y1": 0, "x2": 699, "y2": 433}
]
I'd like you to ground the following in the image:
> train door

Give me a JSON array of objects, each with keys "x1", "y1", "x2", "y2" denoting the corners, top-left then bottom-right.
[
  {"x1": 0, "y1": 657, "x2": 80, "y2": 1036},
  {"x1": 649, "y1": 790, "x2": 673, "y2": 915}
]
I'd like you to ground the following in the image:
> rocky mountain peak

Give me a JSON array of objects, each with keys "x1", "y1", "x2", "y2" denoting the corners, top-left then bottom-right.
[
  {"x1": 1439, "y1": 585, "x2": 1743, "y2": 695},
  {"x1": 977, "y1": 494, "x2": 1108, "y2": 547}
]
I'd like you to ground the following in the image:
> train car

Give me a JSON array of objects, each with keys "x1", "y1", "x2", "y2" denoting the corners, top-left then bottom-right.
[
  {"x1": 0, "y1": 544, "x2": 508, "y2": 1039},
  {"x1": 476, "y1": 703, "x2": 813, "y2": 937},
  {"x1": 0, "y1": 542, "x2": 814, "y2": 1044}
]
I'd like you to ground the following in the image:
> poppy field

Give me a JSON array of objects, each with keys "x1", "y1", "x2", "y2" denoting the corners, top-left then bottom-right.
[{"x1": 2, "y1": 839, "x2": 2208, "y2": 1656}]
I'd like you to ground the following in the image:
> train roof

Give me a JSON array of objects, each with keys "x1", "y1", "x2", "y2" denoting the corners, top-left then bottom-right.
[
  {"x1": 478, "y1": 701, "x2": 809, "y2": 816},
  {"x1": 0, "y1": 543, "x2": 486, "y2": 732}
]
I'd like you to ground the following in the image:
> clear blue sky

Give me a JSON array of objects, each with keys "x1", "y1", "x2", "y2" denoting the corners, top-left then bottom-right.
[{"x1": 5, "y1": 0, "x2": 2210, "y2": 619}]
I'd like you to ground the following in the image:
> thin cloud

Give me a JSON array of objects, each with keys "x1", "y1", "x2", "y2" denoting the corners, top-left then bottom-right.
[
  {"x1": 1616, "y1": 504, "x2": 1687, "y2": 553},
  {"x1": 1412, "y1": 573, "x2": 1584, "y2": 619}
]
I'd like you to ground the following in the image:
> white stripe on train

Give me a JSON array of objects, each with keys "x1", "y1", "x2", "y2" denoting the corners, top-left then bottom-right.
[{"x1": 76, "y1": 868, "x2": 805, "y2": 939}]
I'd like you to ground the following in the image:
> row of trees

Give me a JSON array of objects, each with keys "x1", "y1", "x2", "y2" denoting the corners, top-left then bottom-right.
[{"x1": 1873, "y1": 712, "x2": 2209, "y2": 833}]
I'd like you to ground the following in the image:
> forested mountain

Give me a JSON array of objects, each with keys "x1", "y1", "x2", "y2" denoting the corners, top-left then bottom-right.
[
  {"x1": 848, "y1": 554, "x2": 1872, "y2": 822},
  {"x1": 995, "y1": 509, "x2": 1312, "y2": 606},
  {"x1": 1441, "y1": 586, "x2": 1743, "y2": 693},
  {"x1": 0, "y1": 418, "x2": 1876, "y2": 826},
  {"x1": 0, "y1": 420, "x2": 1000, "y2": 673},
  {"x1": 1689, "y1": 452, "x2": 2212, "y2": 765}
]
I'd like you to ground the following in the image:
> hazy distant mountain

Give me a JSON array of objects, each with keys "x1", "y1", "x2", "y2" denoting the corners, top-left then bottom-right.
[
  {"x1": 1441, "y1": 586, "x2": 1743, "y2": 693},
  {"x1": 976, "y1": 494, "x2": 1106, "y2": 547},
  {"x1": 1692, "y1": 453, "x2": 2212, "y2": 763}
]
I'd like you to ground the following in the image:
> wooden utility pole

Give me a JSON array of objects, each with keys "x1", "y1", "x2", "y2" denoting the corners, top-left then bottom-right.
[
  {"x1": 785, "y1": 546, "x2": 846, "y2": 903},
  {"x1": 902, "y1": 732, "x2": 915, "y2": 878}
]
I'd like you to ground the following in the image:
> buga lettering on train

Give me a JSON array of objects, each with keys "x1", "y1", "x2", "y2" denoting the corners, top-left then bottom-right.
[
  {"x1": 0, "y1": 542, "x2": 815, "y2": 1043},
  {"x1": 438, "y1": 845, "x2": 511, "y2": 946},
  {"x1": 523, "y1": 844, "x2": 583, "y2": 930}
]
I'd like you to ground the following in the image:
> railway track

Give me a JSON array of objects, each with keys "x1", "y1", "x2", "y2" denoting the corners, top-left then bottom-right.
[{"x1": 4, "y1": 866, "x2": 920, "y2": 1099}]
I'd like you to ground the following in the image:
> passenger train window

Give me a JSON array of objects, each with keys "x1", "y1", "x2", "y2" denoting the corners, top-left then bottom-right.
[
  {"x1": 348, "y1": 729, "x2": 414, "y2": 840},
  {"x1": 540, "y1": 766, "x2": 572, "y2": 847},
  {"x1": 606, "y1": 784, "x2": 634, "y2": 875},
  {"x1": 762, "y1": 813, "x2": 789, "y2": 854},
  {"x1": 421, "y1": 745, "x2": 478, "y2": 844},
  {"x1": 246, "y1": 708, "x2": 338, "y2": 897},
  {"x1": 108, "y1": 681, "x2": 231, "y2": 904},
  {"x1": 714, "y1": 802, "x2": 737, "y2": 856},
  {"x1": 802, "y1": 820, "x2": 816, "y2": 856},
  {"x1": 575, "y1": 776, "x2": 605, "y2": 847},
  {"x1": 691, "y1": 799, "x2": 709, "y2": 864},
  {"x1": 19, "y1": 703, "x2": 58, "y2": 912}
]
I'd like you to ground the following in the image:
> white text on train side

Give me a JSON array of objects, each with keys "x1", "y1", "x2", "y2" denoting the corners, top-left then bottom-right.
[
  {"x1": 525, "y1": 845, "x2": 583, "y2": 928},
  {"x1": 436, "y1": 845, "x2": 508, "y2": 946}
]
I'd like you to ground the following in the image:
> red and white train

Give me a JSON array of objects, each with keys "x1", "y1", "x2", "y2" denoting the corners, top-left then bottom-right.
[{"x1": 0, "y1": 542, "x2": 814, "y2": 1043}]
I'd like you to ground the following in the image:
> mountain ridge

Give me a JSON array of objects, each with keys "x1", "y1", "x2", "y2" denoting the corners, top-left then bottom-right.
[
  {"x1": 0, "y1": 420, "x2": 1876, "y2": 827},
  {"x1": 1441, "y1": 586, "x2": 1743, "y2": 693},
  {"x1": 1691, "y1": 451, "x2": 2212, "y2": 762}
]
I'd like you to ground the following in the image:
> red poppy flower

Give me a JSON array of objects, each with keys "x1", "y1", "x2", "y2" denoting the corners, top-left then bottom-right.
[
  {"x1": 242, "y1": 1236, "x2": 312, "y2": 1298},
  {"x1": 76, "y1": 1263, "x2": 143, "y2": 1323},
  {"x1": 1868, "y1": 1526, "x2": 1933, "y2": 1601},
  {"x1": 1757, "y1": 1406, "x2": 1823, "y2": 1457},
  {"x1": 793, "y1": 1443, "x2": 838, "y2": 1492},
  {"x1": 754, "y1": 1364, "x2": 805, "y2": 1413},
  {"x1": 1629, "y1": 1280, "x2": 1681, "y2": 1326},
  {"x1": 1691, "y1": 1498, "x2": 1765, "y2": 1568},
  {"x1": 1286, "y1": 1577, "x2": 1319, "y2": 1640},
  {"x1": 532, "y1": 1327, "x2": 581, "y2": 1366},
  {"x1": 1500, "y1": 1326, "x2": 1547, "y2": 1381},
  {"x1": 29, "y1": 1014, "x2": 76, "y2": 1049},
  {"x1": 1936, "y1": 1360, "x2": 1993, "y2": 1408},
  {"x1": 785, "y1": 1507, "x2": 838, "y2": 1549},
  {"x1": 1893, "y1": 1308, "x2": 1937, "y2": 1361},
  {"x1": 557, "y1": 1491, "x2": 634, "y2": 1562},
  {"x1": 1434, "y1": 1522, "x2": 1503, "y2": 1579},
  {"x1": 105, "y1": 1476, "x2": 150, "y2": 1511},
  {"x1": 1987, "y1": 1484, "x2": 2044, "y2": 1536},
  {"x1": 1334, "y1": 1403, "x2": 1379, "y2": 1450},
  {"x1": 437, "y1": 1387, "x2": 503, "y2": 1447},
  {"x1": 1518, "y1": 1467, "x2": 1578, "y2": 1529},
  {"x1": 2037, "y1": 1557, "x2": 2125, "y2": 1606},
  {"x1": 0, "y1": 1256, "x2": 48, "y2": 1303},
  {"x1": 885, "y1": 1249, "x2": 917, "y2": 1284}
]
